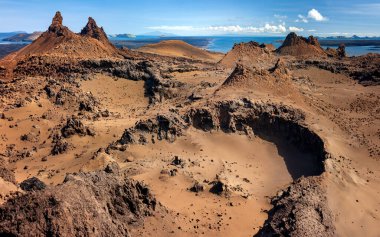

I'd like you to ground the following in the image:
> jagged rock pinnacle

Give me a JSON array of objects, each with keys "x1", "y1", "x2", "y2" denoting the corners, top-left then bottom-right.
[
  {"x1": 80, "y1": 17, "x2": 109, "y2": 42},
  {"x1": 47, "y1": 11, "x2": 69, "y2": 36}
]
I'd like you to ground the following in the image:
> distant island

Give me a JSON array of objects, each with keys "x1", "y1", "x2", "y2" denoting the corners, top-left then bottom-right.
[
  {"x1": 275, "y1": 35, "x2": 380, "y2": 47},
  {"x1": 140, "y1": 31, "x2": 177, "y2": 37},
  {"x1": 2, "y1": 32, "x2": 42, "y2": 42},
  {"x1": 108, "y1": 33, "x2": 136, "y2": 38}
]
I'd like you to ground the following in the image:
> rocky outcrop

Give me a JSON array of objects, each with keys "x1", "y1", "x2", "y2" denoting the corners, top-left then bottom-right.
[
  {"x1": 80, "y1": 17, "x2": 110, "y2": 45},
  {"x1": 337, "y1": 44, "x2": 347, "y2": 58},
  {"x1": 61, "y1": 117, "x2": 95, "y2": 138},
  {"x1": 47, "y1": 11, "x2": 71, "y2": 37},
  {"x1": 299, "y1": 53, "x2": 380, "y2": 86},
  {"x1": 19, "y1": 177, "x2": 46, "y2": 191},
  {"x1": 0, "y1": 169, "x2": 157, "y2": 237},
  {"x1": 51, "y1": 134, "x2": 69, "y2": 155},
  {"x1": 255, "y1": 177, "x2": 335, "y2": 237},
  {"x1": 326, "y1": 44, "x2": 347, "y2": 58},
  {"x1": 109, "y1": 113, "x2": 186, "y2": 151},
  {"x1": 276, "y1": 32, "x2": 326, "y2": 57},
  {"x1": 185, "y1": 108, "x2": 216, "y2": 132}
]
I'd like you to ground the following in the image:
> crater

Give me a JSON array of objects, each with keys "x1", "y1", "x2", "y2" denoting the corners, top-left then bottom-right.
[{"x1": 107, "y1": 100, "x2": 329, "y2": 236}]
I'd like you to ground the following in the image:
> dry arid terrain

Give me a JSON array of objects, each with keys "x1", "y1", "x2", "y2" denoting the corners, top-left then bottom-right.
[{"x1": 0, "y1": 12, "x2": 379, "y2": 237}]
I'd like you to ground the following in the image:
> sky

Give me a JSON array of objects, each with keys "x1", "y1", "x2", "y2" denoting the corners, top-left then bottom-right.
[{"x1": 0, "y1": 0, "x2": 380, "y2": 36}]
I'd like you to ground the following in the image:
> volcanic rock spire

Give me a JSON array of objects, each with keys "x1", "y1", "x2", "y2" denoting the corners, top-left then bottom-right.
[
  {"x1": 47, "y1": 11, "x2": 70, "y2": 36},
  {"x1": 80, "y1": 17, "x2": 109, "y2": 44}
]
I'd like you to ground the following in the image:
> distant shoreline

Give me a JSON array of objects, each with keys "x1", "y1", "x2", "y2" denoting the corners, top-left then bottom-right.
[
  {"x1": 1, "y1": 36, "x2": 380, "y2": 59},
  {"x1": 319, "y1": 39, "x2": 380, "y2": 47}
]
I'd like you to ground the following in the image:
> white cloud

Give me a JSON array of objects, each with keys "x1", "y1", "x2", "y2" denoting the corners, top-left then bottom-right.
[
  {"x1": 296, "y1": 14, "x2": 308, "y2": 23},
  {"x1": 307, "y1": 9, "x2": 328, "y2": 21},
  {"x1": 289, "y1": 26, "x2": 304, "y2": 32},
  {"x1": 147, "y1": 23, "x2": 287, "y2": 34},
  {"x1": 308, "y1": 29, "x2": 317, "y2": 32}
]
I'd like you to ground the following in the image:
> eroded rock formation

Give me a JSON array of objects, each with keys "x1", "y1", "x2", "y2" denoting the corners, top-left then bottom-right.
[{"x1": 0, "y1": 169, "x2": 157, "y2": 236}]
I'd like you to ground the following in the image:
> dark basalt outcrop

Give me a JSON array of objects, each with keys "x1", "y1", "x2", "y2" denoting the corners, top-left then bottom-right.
[
  {"x1": 61, "y1": 117, "x2": 96, "y2": 138},
  {"x1": 20, "y1": 177, "x2": 46, "y2": 191},
  {"x1": 255, "y1": 177, "x2": 335, "y2": 237},
  {"x1": 14, "y1": 56, "x2": 150, "y2": 79},
  {"x1": 0, "y1": 170, "x2": 157, "y2": 237},
  {"x1": 185, "y1": 108, "x2": 216, "y2": 132},
  {"x1": 51, "y1": 134, "x2": 69, "y2": 155},
  {"x1": 337, "y1": 44, "x2": 347, "y2": 58},
  {"x1": 108, "y1": 113, "x2": 186, "y2": 152}
]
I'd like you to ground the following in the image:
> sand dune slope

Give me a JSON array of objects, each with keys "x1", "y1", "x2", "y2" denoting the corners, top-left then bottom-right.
[{"x1": 137, "y1": 40, "x2": 223, "y2": 62}]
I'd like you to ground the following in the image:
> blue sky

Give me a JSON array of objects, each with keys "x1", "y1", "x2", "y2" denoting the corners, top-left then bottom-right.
[{"x1": 0, "y1": 0, "x2": 379, "y2": 36}]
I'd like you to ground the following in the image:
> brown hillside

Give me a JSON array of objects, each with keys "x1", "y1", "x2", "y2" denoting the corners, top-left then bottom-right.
[
  {"x1": 137, "y1": 40, "x2": 223, "y2": 62},
  {"x1": 276, "y1": 32, "x2": 326, "y2": 57},
  {"x1": 219, "y1": 41, "x2": 275, "y2": 68}
]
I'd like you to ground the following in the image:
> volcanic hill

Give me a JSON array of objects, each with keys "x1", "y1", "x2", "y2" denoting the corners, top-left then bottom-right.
[
  {"x1": 14, "y1": 11, "x2": 121, "y2": 59},
  {"x1": 276, "y1": 32, "x2": 327, "y2": 57},
  {"x1": 137, "y1": 40, "x2": 223, "y2": 62},
  {"x1": 219, "y1": 41, "x2": 275, "y2": 68}
]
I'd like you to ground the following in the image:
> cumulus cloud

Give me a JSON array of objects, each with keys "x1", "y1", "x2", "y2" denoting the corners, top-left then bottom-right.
[
  {"x1": 307, "y1": 9, "x2": 327, "y2": 21},
  {"x1": 147, "y1": 23, "x2": 287, "y2": 34},
  {"x1": 296, "y1": 14, "x2": 308, "y2": 23},
  {"x1": 289, "y1": 26, "x2": 304, "y2": 32}
]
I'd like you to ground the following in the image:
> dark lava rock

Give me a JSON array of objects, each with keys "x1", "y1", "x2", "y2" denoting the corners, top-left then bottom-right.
[
  {"x1": 185, "y1": 108, "x2": 215, "y2": 132},
  {"x1": 104, "y1": 162, "x2": 120, "y2": 174},
  {"x1": 209, "y1": 180, "x2": 229, "y2": 196},
  {"x1": 51, "y1": 137, "x2": 69, "y2": 155},
  {"x1": 61, "y1": 117, "x2": 96, "y2": 138},
  {"x1": 0, "y1": 170, "x2": 157, "y2": 237},
  {"x1": 255, "y1": 177, "x2": 335, "y2": 237},
  {"x1": 20, "y1": 177, "x2": 46, "y2": 191},
  {"x1": 337, "y1": 44, "x2": 346, "y2": 58},
  {"x1": 189, "y1": 181, "x2": 204, "y2": 193}
]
